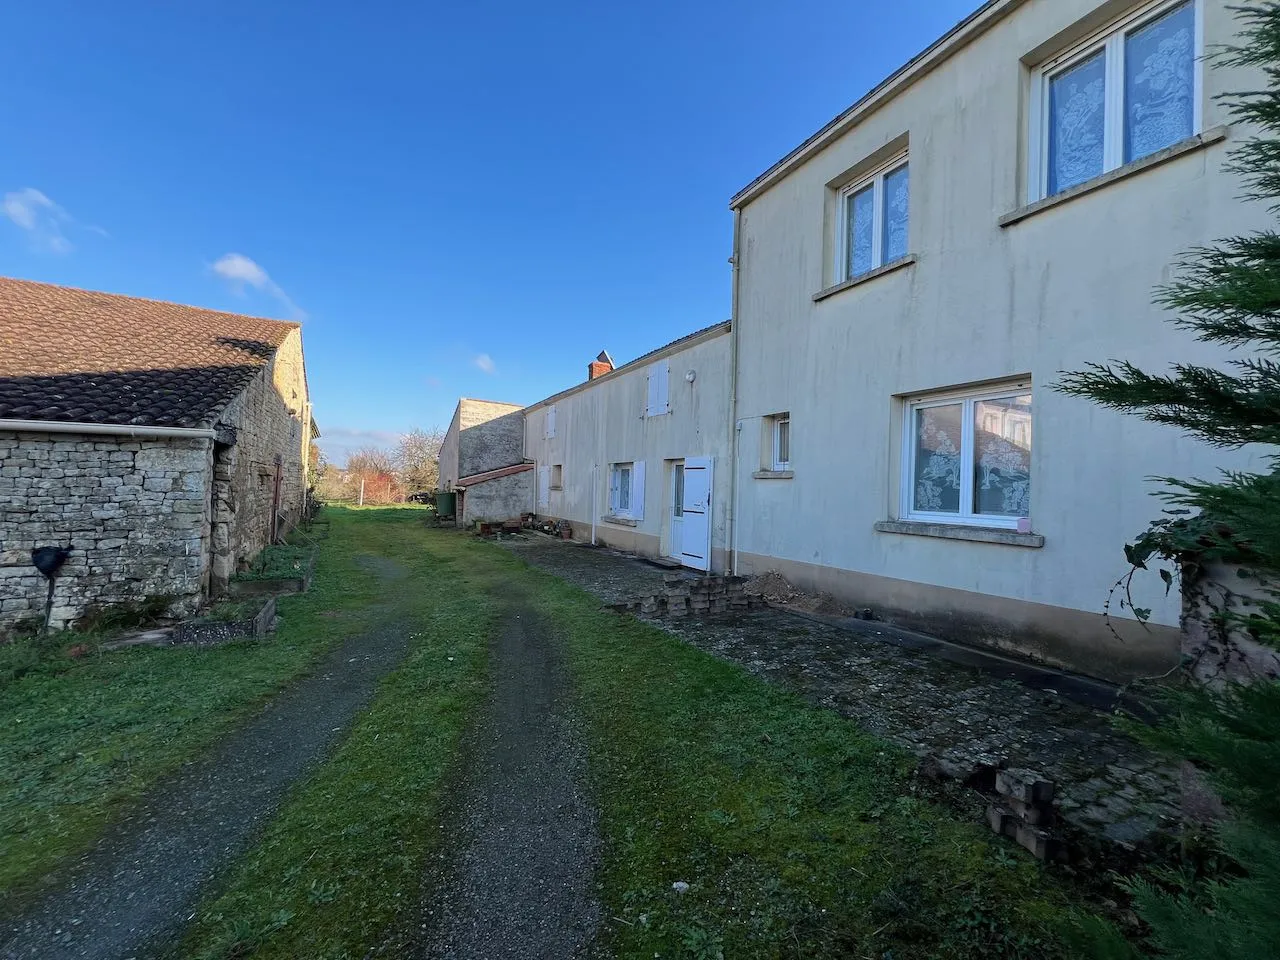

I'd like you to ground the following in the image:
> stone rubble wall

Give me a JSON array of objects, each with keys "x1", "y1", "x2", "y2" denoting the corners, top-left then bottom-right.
[
  {"x1": 1182, "y1": 559, "x2": 1280, "y2": 687},
  {"x1": 0, "y1": 431, "x2": 212, "y2": 631},
  {"x1": 210, "y1": 327, "x2": 311, "y2": 592}
]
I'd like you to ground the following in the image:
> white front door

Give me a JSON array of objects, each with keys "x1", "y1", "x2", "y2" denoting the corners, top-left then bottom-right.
[
  {"x1": 680, "y1": 457, "x2": 712, "y2": 572},
  {"x1": 667, "y1": 462, "x2": 685, "y2": 559}
]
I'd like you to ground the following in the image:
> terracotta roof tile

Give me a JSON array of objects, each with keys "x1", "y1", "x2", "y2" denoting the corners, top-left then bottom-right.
[{"x1": 0, "y1": 277, "x2": 299, "y2": 428}]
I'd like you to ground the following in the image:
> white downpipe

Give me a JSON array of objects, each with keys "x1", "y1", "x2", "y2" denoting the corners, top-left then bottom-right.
[
  {"x1": 727, "y1": 207, "x2": 743, "y2": 576},
  {"x1": 0, "y1": 419, "x2": 217, "y2": 440},
  {"x1": 591, "y1": 464, "x2": 598, "y2": 545}
]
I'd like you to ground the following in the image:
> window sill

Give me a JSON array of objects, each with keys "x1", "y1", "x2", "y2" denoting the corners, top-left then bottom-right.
[
  {"x1": 752, "y1": 469, "x2": 794, "y2": 480},
  {"x1": 874, "y1": 520, "x2": 1044, "y2": 548},
  {"x1": 601, "y1": 515, "x2": 638, "y2": 527},
  {"x1": 999, "y1": 126, "x2": 1228, "y2": 228},
  {"x1": 549, "y1": 485, "x2": 563, "y2": 491},
  {"x1": 813, "y1": 255, "x2": 917, "y2": 302}
]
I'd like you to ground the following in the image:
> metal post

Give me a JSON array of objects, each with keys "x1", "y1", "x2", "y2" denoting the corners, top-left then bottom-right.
[{"x1": 359, "y1": 478, "x2": 365, "y2": 507}]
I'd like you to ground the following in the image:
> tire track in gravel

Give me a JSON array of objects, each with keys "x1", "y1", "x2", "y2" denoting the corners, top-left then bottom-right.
[
  {"x1": 0, "y1": 555, "x2": 414, "y2": 960},
  {"x1": 421, "y1": 598, "x2": 602, "y2": 960}
]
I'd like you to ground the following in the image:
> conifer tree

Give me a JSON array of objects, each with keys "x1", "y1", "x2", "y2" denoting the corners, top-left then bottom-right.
[{"x1": 1059, "y1": 6, "x2": 1280, "y2": 956}]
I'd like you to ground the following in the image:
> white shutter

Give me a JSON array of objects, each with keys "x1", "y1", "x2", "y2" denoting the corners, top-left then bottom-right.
[
  {"x1": 631, "y1": 461, "x2": 646, "y2": 520},
  {"x1": 546, "y1": 405, "x2": 557, "y2": 439},
  {"x1": 608, "y1": 466, "x2": 618, "y2": 514},
  {"x1": 645, "y1": 364, "x2": 669, "y2": 417}
]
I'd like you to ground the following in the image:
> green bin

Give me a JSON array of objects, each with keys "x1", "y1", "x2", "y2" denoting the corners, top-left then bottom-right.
[{"x1": 435, "y1": 491, "x2": 457, "y2": 519}]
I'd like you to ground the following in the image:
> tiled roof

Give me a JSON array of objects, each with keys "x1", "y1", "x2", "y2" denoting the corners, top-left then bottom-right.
[{"x1": 0, "y1": 277, "x2": 299, "y2": 428}]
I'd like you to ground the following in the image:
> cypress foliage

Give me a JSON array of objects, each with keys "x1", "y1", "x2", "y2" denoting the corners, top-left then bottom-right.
[{"x1": 1059, "y1": 6, "x2": 1280, "y2": 956}]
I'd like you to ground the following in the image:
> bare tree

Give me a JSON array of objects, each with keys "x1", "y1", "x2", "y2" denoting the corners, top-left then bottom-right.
[{"x1": 395, "y1": 427, "x2": 446, "y2": 492}]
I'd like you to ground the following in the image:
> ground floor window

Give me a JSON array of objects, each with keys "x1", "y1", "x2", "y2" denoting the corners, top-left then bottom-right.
[
  {"x1": 902, "y1": 383, "x2": 1031, "y2": 528},
  {"x1": 551, "y1": 464, "x2": 563, "y2": 489},
  {"x1": 609, "y1": 461, "x2": 644, "y2": 519}
]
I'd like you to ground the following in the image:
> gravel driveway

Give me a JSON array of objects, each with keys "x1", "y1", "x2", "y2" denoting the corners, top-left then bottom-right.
[
  {"x1": 421, "y1": 600, "x2": 601, "y2": 959},
  {"x1": 0, "y1": 556, "x2": 415, "y2": 960}
]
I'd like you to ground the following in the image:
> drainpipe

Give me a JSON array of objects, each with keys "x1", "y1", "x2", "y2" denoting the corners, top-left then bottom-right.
[
  {"x1": 727, "y1": 207, "x2": 743, "y2": 576},
  {"x1": 0, "y1": 419, "x2": 217, "y2": 440}
]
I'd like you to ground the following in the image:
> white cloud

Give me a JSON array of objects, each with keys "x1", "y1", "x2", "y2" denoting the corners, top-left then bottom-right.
[
  {"x1": 2, "y1": 187, "x2": 97, "y2": 254},
  {"x1": 212, "y1": 252, "x2": 305, "y2": 319},
  {"x1": 474, "y1": 353, "x2": 496, "y2": 375}
]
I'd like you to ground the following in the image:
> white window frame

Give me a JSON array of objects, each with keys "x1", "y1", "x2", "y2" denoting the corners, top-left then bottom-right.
[
  {"x1": 835, "y1": 151, "x2": 909, "y2": 283},
  {"x1": 610, "y1": 462, "x2": 634, "y2": 517},
  {"x1": 899, "y1": 380, "x2": 1032, "y2": 530},
  {"x1": 1027, "y1": 0, "x2": 1204, "y2": 204},
  {"x1": 771, "y1": 414, "x2": 791, "y2": 471}
]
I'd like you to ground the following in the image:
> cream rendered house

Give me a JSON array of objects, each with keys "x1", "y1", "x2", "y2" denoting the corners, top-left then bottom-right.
[
  {"x1": 726, "y1": 0, "x2": 1266, "y2": 681},
  {"x1": 524, "y1": 323, "x2": 732, "y2": 571}
]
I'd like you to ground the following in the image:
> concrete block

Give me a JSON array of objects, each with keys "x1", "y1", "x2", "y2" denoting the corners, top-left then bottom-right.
[
  {"x1": 1015, "y1": 823, "x2": 1054, "y2": 860},
  {"x1": 996, "y1": 769, "x2": 1055, "y2": 805}
]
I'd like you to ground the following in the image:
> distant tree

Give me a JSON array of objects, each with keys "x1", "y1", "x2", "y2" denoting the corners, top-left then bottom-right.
[
  {"x1": 395, "y1": 427, "x2": 446, "y2": 492},
  {"x1": 346, "y1": 447, "x2": 404, "y2": 504}
]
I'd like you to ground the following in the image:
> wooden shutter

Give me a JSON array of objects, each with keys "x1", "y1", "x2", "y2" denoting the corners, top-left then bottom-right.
[{"x1": 631, "y1": 461, "x2": 646, "y2": 520}]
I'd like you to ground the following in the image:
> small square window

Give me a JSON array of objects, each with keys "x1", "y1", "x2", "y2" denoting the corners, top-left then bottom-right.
[
  {"x1": 1031, "y1": 0, "x2": 1199, "y2": 201},
  {"x1": 902, "y1": 386, "x2": 1031, "y2": 528},
  {"x1": 837, "y1": 155, "x2": 909, "y2": 282},
  {"x1": 771, "y1": 414, "x2": 791, "y2": 471}
]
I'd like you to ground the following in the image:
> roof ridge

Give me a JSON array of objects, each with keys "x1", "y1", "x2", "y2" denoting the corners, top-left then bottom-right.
[{"x1": 0, "y1": 275, "x2": 302, "y2": 329}]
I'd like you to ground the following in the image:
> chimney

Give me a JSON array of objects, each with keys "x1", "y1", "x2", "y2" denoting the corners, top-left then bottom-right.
[{"x1": 588, "y1": 350, "x2": 615, "y2": 381}]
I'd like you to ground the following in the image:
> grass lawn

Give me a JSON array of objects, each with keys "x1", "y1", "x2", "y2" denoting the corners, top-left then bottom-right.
[
  {"x1": 5, "y1": 514, "x2": 1111, "y2": 957},
  {"x1": 522, "y1": 562, "x2": 1096, "y2": 959},
  {"x1": 0, "y1": 509, "x2": 391, "y2": 906}
]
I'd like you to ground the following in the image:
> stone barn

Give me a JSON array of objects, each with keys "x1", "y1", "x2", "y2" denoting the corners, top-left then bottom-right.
[
  {"x1": 0, "y1": 277, "x2": 316, "y2": 632},
  {"x1": 438, "y1": 398, "x2": 533, "y2": 525}
]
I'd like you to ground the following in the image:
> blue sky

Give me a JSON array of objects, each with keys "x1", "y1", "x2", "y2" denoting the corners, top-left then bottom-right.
[{"x1": 2, "y1": 0, "x2": 977, "y2": 465}]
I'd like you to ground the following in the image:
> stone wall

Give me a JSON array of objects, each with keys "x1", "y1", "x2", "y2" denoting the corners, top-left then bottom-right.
[
  {"x1": 458, "y1": 403, "x2": 524, "y2": 477},
  {"x1": 1182, "y1": 560, "x2": 1280, "y2": 687},
  {"x1": 461, "y1": 470, "x2": 534, "y2": 524},
  {"x1": 209, "y1": 327, "x2": 311, "y2": 593},
  {"x1": 0, "y1": 431, "x2": 212, "y2": 631},
  {"x1": 440, "y1": 399, "x2": 525, "y2": 492}
]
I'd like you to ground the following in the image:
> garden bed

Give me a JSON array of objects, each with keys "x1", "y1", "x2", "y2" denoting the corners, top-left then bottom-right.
[
  {"x1": 228, "y1": 543, "x2": 317, "y2": 598},
  {"x1": 173, "y1": 597, "x2": 276, "y2": 647}
]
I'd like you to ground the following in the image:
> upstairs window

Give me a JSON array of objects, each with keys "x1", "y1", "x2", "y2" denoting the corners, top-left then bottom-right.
[
  {"x1": 901, "y1": 384, "x2": 1032, "y2": 529},
  {"x1": 1030, "y1": 0, "x2": 1200, "y2": 201},
  {"x1": 837, "y1": 154, "x2": 909, "y2": 282},
  {"x1": 545, "y1": 404, "x2": 557, "y2": 439}
]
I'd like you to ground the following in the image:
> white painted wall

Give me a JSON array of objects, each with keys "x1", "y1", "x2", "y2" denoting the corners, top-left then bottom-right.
[
  {"x1": 524, "y1": 327, "x2": 733, "y2": 569},
  {"x1": 731, "y1": 0, "x2": 1269, "y2": 676}
]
